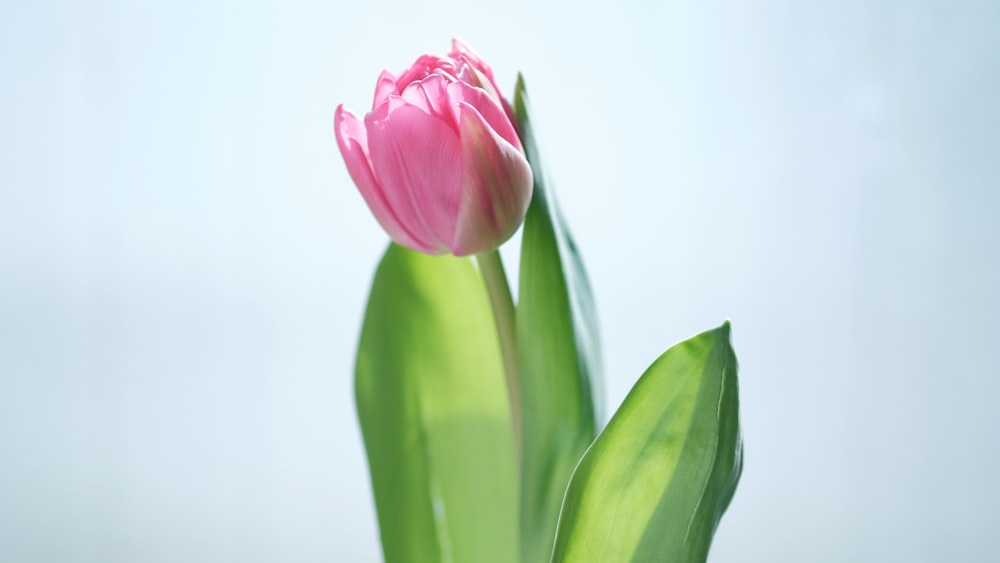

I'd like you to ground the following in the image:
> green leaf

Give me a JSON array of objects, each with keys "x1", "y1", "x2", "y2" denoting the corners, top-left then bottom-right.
[
  {"x1": 513, "y1": 75, "x2": 603, "y2": 563},
  {"x1": 355, "y1": 244, "x2": 518, "y2": 563},
  {"x1": 551, "y1": 322, "x2": 743, "y2": 563}
]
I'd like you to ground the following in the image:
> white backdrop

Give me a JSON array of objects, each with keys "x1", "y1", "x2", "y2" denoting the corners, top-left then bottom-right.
[{"x1": 1, "y1": 0, "x2": 998, "y2": 561}]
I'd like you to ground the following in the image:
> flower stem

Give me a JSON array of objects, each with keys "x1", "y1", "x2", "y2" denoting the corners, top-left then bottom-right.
[{"x1": 476, "y1": 249, "x2": 522, "y2": 465}]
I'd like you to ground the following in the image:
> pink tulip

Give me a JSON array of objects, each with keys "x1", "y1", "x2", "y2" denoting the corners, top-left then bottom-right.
[{"x1": 335, "y1": 39, "x2": 533, "y2": 256}]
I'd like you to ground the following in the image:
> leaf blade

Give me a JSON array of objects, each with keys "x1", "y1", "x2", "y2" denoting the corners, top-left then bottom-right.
[
  {"x1": 551, "y1": 322, "x2": 742, "y2": 563},
  {"x1": 513, "y1": 76, "x2": 604, "y2": 563},
  {"x1": 355, "y1": 244, "x2": 518, "y2": 563}
]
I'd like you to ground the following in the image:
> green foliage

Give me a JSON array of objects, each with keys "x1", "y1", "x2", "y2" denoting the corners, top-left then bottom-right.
[
  {"x1": 355, "y1": 244, "x2": 518, "y2": 563},
  {"x1": 550, "y1": 322, "x2": 743, "y2": 563},
  {"x1": 513, "y1": 76, "x2": 604, "y2": 563}
]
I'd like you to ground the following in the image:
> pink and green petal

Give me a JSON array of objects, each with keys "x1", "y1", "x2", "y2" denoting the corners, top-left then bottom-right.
[{"x1": 450, "y1": 101, "x2": 533, "y2": 256}]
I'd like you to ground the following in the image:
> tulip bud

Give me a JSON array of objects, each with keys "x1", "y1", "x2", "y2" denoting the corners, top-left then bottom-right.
[{"x1": 335, "y1": 39, "x2": 533, "y2": 256}]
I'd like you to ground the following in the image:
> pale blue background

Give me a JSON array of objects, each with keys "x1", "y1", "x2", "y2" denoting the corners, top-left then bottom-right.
[{"x1": 2, "y1": 0, "x2": 999, "y2": 561}]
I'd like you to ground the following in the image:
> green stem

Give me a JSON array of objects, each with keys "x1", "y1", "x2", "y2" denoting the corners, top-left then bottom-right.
[{"x1": 476, "y1": 249, "x2": 522, "y2": 465}]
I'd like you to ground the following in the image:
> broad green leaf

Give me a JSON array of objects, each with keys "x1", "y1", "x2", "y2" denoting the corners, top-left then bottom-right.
[
  {"x1": 513, "y1": 76, "x2": 603, "y2": 563},
  {"x1": 355, "y1": 244, "x2": 518, "y2": 563},
  {"x1": 551, "y1": 322, "x2": 742, "y2": 563}
]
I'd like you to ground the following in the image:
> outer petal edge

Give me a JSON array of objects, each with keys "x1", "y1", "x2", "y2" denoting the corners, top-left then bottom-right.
[{"x1": 335, "y1": 105, "x2": 435, "y2": 254}]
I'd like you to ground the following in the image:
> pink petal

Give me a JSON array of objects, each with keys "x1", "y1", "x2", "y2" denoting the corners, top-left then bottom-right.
[
  {"x1": 446, "y1": 81, "x2": 522, "y2": 151},
  {"x1": 451, "y1": 38, "x2": 495, "y2": 80},
  {"x1": 365, "y1": 98, "x2": 464, "y2": 253},
  {"x1": 397, "y1": 54, "x2": 454, "y2": 88},
  {"x1": 372, "y1": 70, "x2": 398, "y2": 108},
  {"x1": 450, "y1": 102, "x2": 533, "y2": 256},
  {"x1": 400, "y1": 74, "x2": 455, "y2": 129},
  {"x1": 450, "y1": 38, "x2": 507, "y2": 104},
  {"x1": 334, "y1": 105, "x2": 434, "y2": 253}
]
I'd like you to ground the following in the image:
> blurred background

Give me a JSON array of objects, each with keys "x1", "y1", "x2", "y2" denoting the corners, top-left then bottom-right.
[{"x1": 2, "y1": 0, "x2": 998, "y2": 561}]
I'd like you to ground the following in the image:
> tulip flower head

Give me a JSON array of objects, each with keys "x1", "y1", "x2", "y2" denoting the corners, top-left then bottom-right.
[{"x1": 335, "y1": 39, "x2": 533, "y2": 256}]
